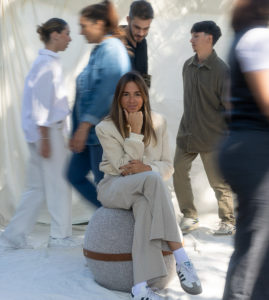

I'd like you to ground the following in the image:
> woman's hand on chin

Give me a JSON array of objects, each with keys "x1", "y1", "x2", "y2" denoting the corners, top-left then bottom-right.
[
  {"x1": 119, "y1": 160, "x2": 151, "y2": 176},
  {"x1": 124, "y1": 109, "x2": 143, "y2": 134}
]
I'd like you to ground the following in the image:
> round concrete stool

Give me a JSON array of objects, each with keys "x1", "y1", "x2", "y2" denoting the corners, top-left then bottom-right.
[{"x1": 83, "y1": 207, "x2": 176, "y2": 292}]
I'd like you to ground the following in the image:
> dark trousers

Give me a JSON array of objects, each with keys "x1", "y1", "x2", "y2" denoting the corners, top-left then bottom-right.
[
  {"x1": 67, "y1": 144, "x2": 104, "y2": 207},
  {"x1": 218, "y1": 130, "x2": 269, "y2": 300}
]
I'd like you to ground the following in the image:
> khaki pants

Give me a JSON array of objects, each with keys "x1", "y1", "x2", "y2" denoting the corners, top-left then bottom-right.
[
  {"x1": 173, "y1": 145, "x2": 235, "y2": 225},
  {"x1": 97, "y1": 171, "x2": 183, "y2": 284}
]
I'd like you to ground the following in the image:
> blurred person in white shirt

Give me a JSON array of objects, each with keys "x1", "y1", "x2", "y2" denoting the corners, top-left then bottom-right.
[{"x1": 0, "y1": 18, "x2": 78, "y2": 249}]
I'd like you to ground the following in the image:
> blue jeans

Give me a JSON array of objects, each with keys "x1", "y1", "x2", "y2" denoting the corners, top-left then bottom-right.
[{"x1": 67, "y1": 144, "x2": 103, "y2": 207}]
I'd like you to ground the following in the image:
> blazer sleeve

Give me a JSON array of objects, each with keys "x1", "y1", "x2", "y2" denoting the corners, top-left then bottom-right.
[
  {"x1": 96, "y1": 122, "x2": 145, "y2": 175},
  {"x1": 147, "y1": 118, "x2": 174, "y2": 181}
]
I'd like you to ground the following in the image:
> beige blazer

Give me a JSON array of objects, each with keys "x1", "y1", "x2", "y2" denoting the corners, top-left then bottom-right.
[{"x1": 95, "y1": 112, "x2": 173, "y2": 181}]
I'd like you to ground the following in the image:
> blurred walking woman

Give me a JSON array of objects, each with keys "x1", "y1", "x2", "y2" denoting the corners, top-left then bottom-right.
[
  {"x1": 219, "y1": 0, "x2": 269, "y2": 299},
  {"x1": 67, "y1": 0, "x2": 130, "y2": 207},
  {"x1": 0, "y1": 18, "x2": 76, "y2": 249},
  {"x1": 96, "y1": 72, "x2": 202, "y2": 300}
]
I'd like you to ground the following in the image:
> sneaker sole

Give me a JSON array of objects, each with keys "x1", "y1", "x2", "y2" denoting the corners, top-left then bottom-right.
[
  {"x1": 181, "y1": 282, "x2": 202, "y2": 295},
  {"x1": 181, "y1": 223, "x2": 199, "y2": 234},
  {"x1": 214, "y1": 231, "x2": 235, "y2": 236}
]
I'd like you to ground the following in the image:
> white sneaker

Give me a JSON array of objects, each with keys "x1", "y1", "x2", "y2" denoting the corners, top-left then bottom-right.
[
  {"x1": 214, "y1": 222, "x2": 235, "y2": 235},
  {"x1": 177, "y1": 260, "x2": 202, "y2": 295},
  {"x1": 131, "y1": 286, "x2": 164, "y2": 299},
  {"x1": 180, "y1": 217, "x2": 199, "y2": 234},
  {"x1": 0, "y1": 235, "x2": 33, "y2": 250},
  {"x1": 48, "y1": 236, "x2": 82, "y2": 248}
]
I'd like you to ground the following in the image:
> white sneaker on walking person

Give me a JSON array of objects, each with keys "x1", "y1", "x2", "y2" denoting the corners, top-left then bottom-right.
[
  {"x1": 48, "y1": 236, "x2": 82, "y2": 248},
  {"x1": 0, "y1": 234, "x2": 33, "y2": 250},
  {"x1": 180, "y1": 217, "x2": 199, "y2": 234},
  {"x1": 177, "y1": 260, "x2": 202, "y2": 295},
  {"x1": 214, "y1": 222, "x2": 236, "y2": 235},
  {"x1": 131, "y1": 285, "x2": 164, "y2": 299}
]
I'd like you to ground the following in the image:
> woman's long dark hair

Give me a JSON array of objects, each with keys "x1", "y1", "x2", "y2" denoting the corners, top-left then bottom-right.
[{"x1": 109, "y1": 71, "x2": 157, "y2": 146}]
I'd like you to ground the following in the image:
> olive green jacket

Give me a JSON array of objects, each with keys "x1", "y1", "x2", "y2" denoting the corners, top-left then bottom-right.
[{"x1": 177, "y1": 50, "x2": 230, "y2": 152}]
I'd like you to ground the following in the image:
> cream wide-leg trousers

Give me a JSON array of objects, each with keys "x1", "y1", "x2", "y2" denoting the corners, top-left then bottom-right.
[
  {"x1": 97, "y1": 171, "x2": 183, "y2": 284},
  {"x1": 2, "y1": 123, "x2": 72, "y2": 247}
]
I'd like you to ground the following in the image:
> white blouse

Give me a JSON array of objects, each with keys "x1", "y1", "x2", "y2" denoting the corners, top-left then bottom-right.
[
  {"x1": 21, "y1": 49, "x2": 69, "y2": 142},
  {"x1": 96, "y1": 112, "x2": 174, "y2": 181}
]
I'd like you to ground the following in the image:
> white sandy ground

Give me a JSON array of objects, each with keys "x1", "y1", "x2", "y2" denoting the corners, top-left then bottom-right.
[{"x1": 0, "y1": 208, "x2": 234, "y2": 300}]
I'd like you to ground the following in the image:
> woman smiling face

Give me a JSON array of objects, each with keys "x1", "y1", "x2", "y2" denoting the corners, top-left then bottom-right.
[{"x1": 120, "y1": 81, "x2": 144, "y2": 113}]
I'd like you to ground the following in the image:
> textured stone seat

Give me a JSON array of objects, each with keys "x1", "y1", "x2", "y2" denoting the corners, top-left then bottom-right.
[{"x1": 83, "y1": 207, "x2": 176, "y2": 292}]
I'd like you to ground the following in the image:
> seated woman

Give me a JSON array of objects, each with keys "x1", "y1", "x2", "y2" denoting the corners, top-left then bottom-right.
[{"x1": 96, "y1": 71, "x2": 202, "y2": 300}]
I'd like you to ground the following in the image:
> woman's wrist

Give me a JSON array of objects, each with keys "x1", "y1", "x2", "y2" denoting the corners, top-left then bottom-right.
[
  {"x1": 79, "y1": 122, "x2": 92, "y2": 132},
  {"x1": 130, "y1": 126, "x2": 142, "y2": 134}
]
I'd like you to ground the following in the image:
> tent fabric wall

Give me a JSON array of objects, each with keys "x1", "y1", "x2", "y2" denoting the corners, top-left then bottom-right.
[{"x1": 0, "y1": 0, "x2": 234, "y2": 226}]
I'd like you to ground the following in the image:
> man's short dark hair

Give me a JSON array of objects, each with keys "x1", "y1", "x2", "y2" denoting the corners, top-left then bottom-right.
[
  {"x1": 191, "y1": 21, "x2": 222, "y2": 45},
  {"x1": 129, "y1": 0, "x2": 154, "y2": 20}
]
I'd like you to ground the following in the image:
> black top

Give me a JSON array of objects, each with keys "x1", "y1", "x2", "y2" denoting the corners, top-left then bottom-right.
[
  {"x1": 126, "y1": 38, "x2": 148, "y2": 75},
  {"x1": 228, "y1": 29, "x2": 269, "y2": 131}
]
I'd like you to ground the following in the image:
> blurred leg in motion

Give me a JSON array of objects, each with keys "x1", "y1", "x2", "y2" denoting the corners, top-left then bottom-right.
[{"x1": 219, "y1": 131, "x2": 269, "y2": 300}]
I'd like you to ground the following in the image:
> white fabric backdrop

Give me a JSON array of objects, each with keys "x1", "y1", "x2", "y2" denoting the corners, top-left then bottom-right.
[{"x1": 0, "y1": 0, "x2": 234, "y2": 225}]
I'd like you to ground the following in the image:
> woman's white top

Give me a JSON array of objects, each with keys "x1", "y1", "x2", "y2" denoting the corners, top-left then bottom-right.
[
  {"x1": 21, "y1": 49, "x2": 69, "y2": 142},
  {"x1": 236, "y1": 27, "x2": 269, "y2": 72},
  {"x1": 96, "y1": 112, "x2": 174, "y2": 181}
]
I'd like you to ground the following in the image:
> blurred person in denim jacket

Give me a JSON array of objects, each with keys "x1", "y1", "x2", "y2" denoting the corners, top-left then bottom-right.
[{"x1": 66, "y1": 0, "x2": 131, "y2": 207}]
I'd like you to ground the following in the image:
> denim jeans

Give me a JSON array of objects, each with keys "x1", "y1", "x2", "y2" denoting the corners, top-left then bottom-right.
[
  {"x1": 219, "y1": 130, "x2": 269, "y2": 300},
  {"x1": 67, "y1": 144, "x2": 104, "y2": 207}
]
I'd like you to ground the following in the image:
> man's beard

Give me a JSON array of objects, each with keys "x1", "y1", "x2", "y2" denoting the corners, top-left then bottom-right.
[{"x1": 129, "y1": 27, "x2": 143, "y2": 43}]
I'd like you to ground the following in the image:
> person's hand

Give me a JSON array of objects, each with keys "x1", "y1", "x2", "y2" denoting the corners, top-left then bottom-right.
[
  {"x1": 70, "y1": 129, "x2": 88, "y2": 153},
  {"x1": 40, "y1": 139, "x2": 51, "y2": 158},
  {"x1": 69, "y1": 123, "x2": 91, "y2": 153},
  {"x1": 124, "y1": 109, "x2": 143, "y2": 134},
  {"x1": 120, "y1": 160, "x2": 151, "y2": 176}
]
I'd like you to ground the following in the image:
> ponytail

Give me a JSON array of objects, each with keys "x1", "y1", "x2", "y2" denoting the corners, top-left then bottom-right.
[
  {"x1": 103, "y1": 0, "x2": 118, "y2": 33},
  {"x1": 80, "y1": 0, "x2": 119, "y2": 36}
]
